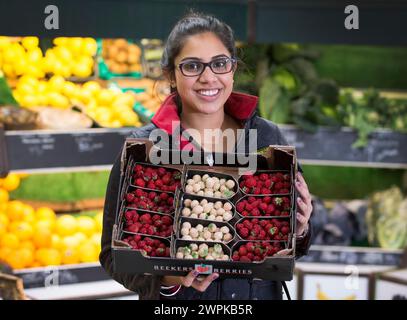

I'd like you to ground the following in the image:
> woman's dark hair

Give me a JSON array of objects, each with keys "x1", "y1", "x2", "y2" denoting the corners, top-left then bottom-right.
[{"x1": 161, "y1": 11, "x2": 237, "y2": 81}]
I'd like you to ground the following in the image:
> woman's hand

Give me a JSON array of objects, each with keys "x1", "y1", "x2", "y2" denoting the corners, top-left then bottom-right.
[
  {"x1": 162, "y1": 270, "x2": 219, "y2": 292},
  {"x1": 295, "y1": 172, "x2": 313, "y2": 236}
]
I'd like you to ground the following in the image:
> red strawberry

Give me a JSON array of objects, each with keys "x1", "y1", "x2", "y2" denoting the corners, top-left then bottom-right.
[
  {"x1": 236, "y1": 202, "x2": 245, "y2": 213},
  {"x1": 259, "y1": 173, "x2": 268, "y2": 181},
  {"x1": 281, "y1": 226, "x2": 290, "y2": 235},
  {"x1": 127, "y1": 224, "x2": 139, "y2": 233},
  {"x1": 135, "y1": 178, "x2": 146, "y2": 188},
  {"x1": 161, "y1": 215, "x2": 172, "y2": 226},
  {"x1": 240, "y1": 256, "x2": 251, "y2": 263},
  {"x1": 162, "y1": 174, "x2": 171, "y2": 185},
  {"x1": 238, "y1": 246, "x2": 248, "y2": 256},
  {"x1": 126, "y1": 193, "x2": 135, "y2": 203},
  {"x1": 232, "y1": 254, "x2": 240, "y2": 261}
]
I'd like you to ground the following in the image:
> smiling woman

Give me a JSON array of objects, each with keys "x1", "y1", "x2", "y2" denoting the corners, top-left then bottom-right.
[{"x1": 100, "y1": 10, "x2": 313, "y2": 301}]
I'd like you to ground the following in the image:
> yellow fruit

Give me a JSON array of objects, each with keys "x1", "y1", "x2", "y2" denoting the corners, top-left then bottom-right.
[
  {"x1": 36, "y1": 207, "x2": 56, "y2": 221},
  {"x1": 72, "y1": 63, "x2": 92, "y2": 77},
  {"x1": 32, "y1": 227, "x2": 53, "y2": 249},
  {"x1": 6, "y1": 200, "x2": 26, "y2": 221},
  {"x1": 1, "y1": 233, "x2": 20, "y2": 249},
  {"x1": 26, "y1": 48, "x2": 43, "y2": 64},
  {"x1": 73, "y1": 232, "x2": 87, "y2": 245},
  {"x1": 0, "y1": 221, "x2": 6, "y2": 238},
  {"x1": 7, "y1": 249, "x2": 29, "y2": 269},
  {"x1": 21, "y1": 205, "x2": 35, "y2": 223},
  {"x1": 0, "y1": 188, "x2": 9, "y2": 203},
  {"x1": 78, "y1": 241, "x2": 99, "y2": 263},
  {"x1": 21, "y1": 37, "x2": 39, "y2": 50},
  {"x1": 81, "y1": 38, "x2": 97, "y2": 56},
  {"x1": 0, "y1": 247, "x2": 12, "y2": 262},
  {"x1": 1, "y1": 173, "x2": 20, "y2": 191},
  {"x1": 56, "y1": 215, "x2": 78, "y2": 236},
  {"x1": 54, "y1": 46, "x2": 72, "y2": 62},
  {"x1": 50, "y1": 234, "x2": 62, "y2": 250},
  {"x1": 60, "y1": 236, "x2": 81, "y2": 252},
  {"x1": 48, "y1": 75, "x2": 66, "y2": 92},
  {"x1": 9, "y1": 221, "x2": 34, "y2": 241},
  {"x1": 94, "y1": 211, "x2": 103, "y2": 232},
  {"x1": 0, "y1": 214, "x2": 8, "y2": 227},
  {"x1": 20, "y1": 240, "x2": 35, "y2": 252},
  {"x1": 60, "y1": 246, "x2": 80, "y2": 265},
  {"x1": 97, "y1": 89, "x2": 115, "y2": 105},
  {"x1": 34, "y1": 219, "x2": 55, "y2": 232},
  {"x1": 76, "y1": 216, "x2": 96, "y2": 237},
  {"x1": 18, "y1": 75, "x2": 39, "y2": 88},
  {"x1": 62, "y1": 81, "x2": 78, "y2": 98},
  {"x1": 35, "y1": 248, "x2": 61, "y2": 266},
  {"x1": 82, "y1": 81, "x2": 101, "y2": 95},
  {"x1": 18, "y1": 247, "x2": 34, "y2": 268},
  {"x1": 48, "y1": 92, "x2": 70, "y2": 109}
]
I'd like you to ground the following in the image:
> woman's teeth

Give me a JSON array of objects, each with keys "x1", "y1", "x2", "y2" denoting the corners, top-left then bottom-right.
[{"x1": 197, "y1": 89, "x2": 220, "y2": 96}]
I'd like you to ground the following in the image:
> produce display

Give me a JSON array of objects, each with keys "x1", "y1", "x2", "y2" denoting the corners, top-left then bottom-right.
[
  {"x1": 0, "y1": 173, "x2": 103, "y2": 269},
  {"x1": 366, "y1": 186, "x2": 407, "y2": 249},
  {"x1": 101, "y1": 39, "x2": 142, "y2": 74},
  {"x1": 115, "y1": 144, "x2": 296, "y2": 273}
]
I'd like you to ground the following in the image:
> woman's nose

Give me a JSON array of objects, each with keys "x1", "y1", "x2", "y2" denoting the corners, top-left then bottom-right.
[{"x1": 198, "y1": 65, "x2": 218, "y2": 83}]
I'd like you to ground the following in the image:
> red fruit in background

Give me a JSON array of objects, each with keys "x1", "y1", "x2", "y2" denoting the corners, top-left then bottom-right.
[
  {"x1": 247, "y1": 197, "x2": 256, "y2": 204},
  {"x1": 162, "y1": 174, "x2": 171, "y2": 185},
  {"x1": 167, "y1": 197, "x2": 174, "y2": 206},
  {"x1": 264, "y1": 180, "x2": 272, "y2": 188},
  {"x1": 152, "y1": 214, "x2": 160, "y2": 221},
  {"x1": 125, "y1": 210, "x2": 134, "y2": 220},
  {"x1": 263, "y1": 196, "x2": 271, "y2": 204},
  {"x1": 261, "y1": 188, "x2": 271, "y2": 194},
  {"x1": 239, "y1": 228, "x2": 249, "y2": 238},
  {"x1": 240, "y1": 256, "x2": 251, "y2": 263},
  {"x1": 247, "y1": 252, "x2": 254, "y2": 260},
  {"x1": 274, "y1": 182, "x2": 283, "y2": 190},
  {"x1": 254, "y1": 247, "x2": 263, "y2": 256},
  {"x1": 149, "y1": 192, "x2": 157, "y2": 200},
  {"x1": 245, "y1": 178, "x2": 257, "y2": 189},
  {"x1": 135, "y1": 189, "x2": 143, "y2": 197},
  {"x1": 147, "y1": 181, "x2": 155, "y2": 189},
  {"x1": 134, "y1": 164, "x2": 143, "y2": 172}
]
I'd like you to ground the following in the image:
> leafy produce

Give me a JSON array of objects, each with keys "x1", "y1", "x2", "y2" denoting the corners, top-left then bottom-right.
[{"x1": 366, "y1": 186, "x2": 407, "y2": 249}]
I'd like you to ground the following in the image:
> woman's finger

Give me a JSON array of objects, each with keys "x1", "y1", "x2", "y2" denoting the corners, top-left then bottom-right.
[
  {"x1": 182, "y1": 270, "x2": 200, "y2": 287},
  {"x1": 296, "y1": 197, "x2": 308, "y2": 215},
  {"x1": 192, "y1": 273, "x2": 219, "y2": 292}
]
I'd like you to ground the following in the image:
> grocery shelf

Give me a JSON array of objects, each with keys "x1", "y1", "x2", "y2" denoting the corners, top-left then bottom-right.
[
  {"x1": 3, "y1": 125, "x2": 407, "y2": 173},
  {"x1": 2, "y1": 128, "x2": 134, "y2": 173},
  {"x1": 279, "y1": 125, "x2": 407, "y2": 169}
]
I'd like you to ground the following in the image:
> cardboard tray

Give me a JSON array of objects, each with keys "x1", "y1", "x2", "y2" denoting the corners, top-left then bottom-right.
[{"x1": 112, "y1": 138, "x2": 298, "y2": 281}]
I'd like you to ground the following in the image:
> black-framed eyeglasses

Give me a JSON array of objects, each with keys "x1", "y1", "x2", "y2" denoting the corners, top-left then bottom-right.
[{"x1": 178, "y1": 57, "x2": 237, "y2": 77}]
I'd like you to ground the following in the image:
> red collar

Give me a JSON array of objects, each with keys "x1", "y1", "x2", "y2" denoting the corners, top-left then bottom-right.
[{"x1": 151, "y1": 91, "x2": 258, "y2": 135}]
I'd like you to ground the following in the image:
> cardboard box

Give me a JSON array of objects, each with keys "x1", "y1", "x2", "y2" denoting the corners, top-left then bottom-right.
[{"x1": 112, "y1": 138, "x2": 298, "y2": 281}]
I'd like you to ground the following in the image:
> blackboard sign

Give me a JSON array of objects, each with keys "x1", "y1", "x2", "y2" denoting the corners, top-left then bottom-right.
[
  {"x1": 280, "y1": 125, "x2": 407, "y2": 168},
  {"x1": 5, "y1": 128, "x2": 134, "y2": 171},
  {"x1": 14, "y1": 264, "x2": 110, "y2": 289},
  {"x1": 299, "y1": 245, "x2": 403, "y2": 266}
]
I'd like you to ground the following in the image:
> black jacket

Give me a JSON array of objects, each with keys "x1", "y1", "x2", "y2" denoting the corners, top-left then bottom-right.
[{"x1": 100, "y1": 92, "x2": 312, "y2": 300}]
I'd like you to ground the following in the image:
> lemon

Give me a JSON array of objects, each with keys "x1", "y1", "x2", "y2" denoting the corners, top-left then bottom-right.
[
  {"x1": 6, "y1": 200, "x2": 25, "y2": 221},
  {"x1": 18, "y1": 75, "x2": 39, "y2": 87},
  {"x1": 48, "y1": 75, "x2": 66, "y2": 92},
  {"x1": 7, "y1": 249, "x2": 29, "y2": 269},
  {"x1": 32, "y1": 226, "x2": 53, "y2": 249},
  {"x1": 9, "y1": 221, "x2": 34, "y2": 241},
  {"x1": 48, "y1": 92, "x2": 70, "y2": 109},
  {"x1": 82, "y1": 38, "x2": 97, "y2": 56},
  {"x1": 0, "y1": 247, "x2": 12, "y2": 262},
  {"x1": 54, "y1": 46, "x2": 72, "y2": 62},
  {"x1": 22, "y1": 37, "x2": 39, "y2": 50},
  {"x1": 60, "y1": 246, "x2": 80, "y2": 265},
  {"x1": 1, "y1": 233, "x2": 20, "y2": 249},
  {"x1": 94, "y1": 211, "x2": 103, "y2": 232},
  {"x1": 97, "y1": 89, "x2": 115, "y2": 105},
  {"x1": 56, "y1": 215, "x2": 78, "y2": 236},
  {"x1": 76, "y1": 216, "x2": 96, "y2": 237},
  {"x1": 1, "y1": 173, "x2": 20, "y2": 191},
  {"x1": 20, "y1": 240, "x2": 35, "y2": 252},
  {"x1": 0, "y1": 188, "x2": 9, "y2": 203},
  {"x1": 2, "y1": 63, "x2": 15, "y2": 78},
  {"x1": 35, "y1": 248, "x2": 61, "y2": 266},
  {"x1": 78, "y1": 241, "x2": 99, "y2": 263},
  {"x1": 72, "y1": 63, "x2": 92, "y2": 77},
  {"x1": 62, "y1": 81, "x2": 78, "y2": 98},
  {"x1": 0, "y1": 221, "x2": 6, "y2": 238},
  {"x1": 73, "y1": 232, "x2": 87, "y2": 246},
  {"x1": 36, "y1": 207, "x2": 56, "y2": 221},
  {"x1": 35, "y1": 219, "x2": 55, "y2": 233},
  {"x1": 50, "y1": 234, "x2": 63, "y2": 250},
  {"x1": 61, "y1": 235, "x2": 81, "y2": 250},
  {"x1": 82, "y1": 81, "x2": 101, "y2": 95},
  {"x1": 53, "y1": 37, "x2": 68, "y2": 47},
  {"x1": 0, "y1": 213, "x2": 9, "y2": 227},
  {"x1": 26, "y1": 48, "x2": 43, "y2": 64}
]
